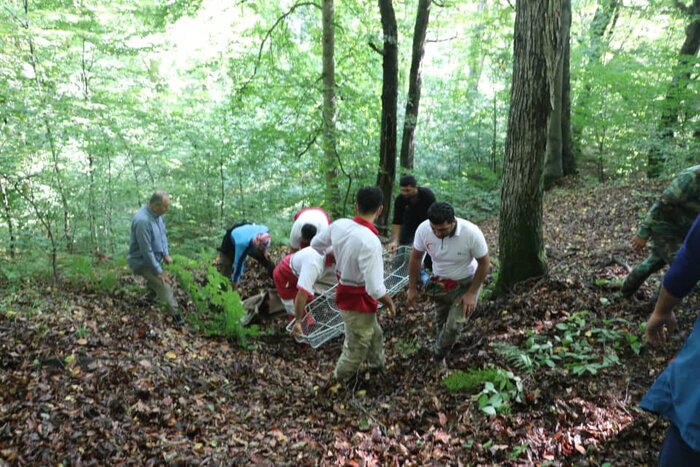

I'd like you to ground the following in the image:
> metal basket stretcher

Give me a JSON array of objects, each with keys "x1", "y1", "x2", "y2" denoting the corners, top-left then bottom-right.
[{"x1": 285, "y1": 246, "x2": 411, "y2": 348}]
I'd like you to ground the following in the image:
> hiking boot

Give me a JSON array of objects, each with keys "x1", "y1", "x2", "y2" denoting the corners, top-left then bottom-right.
[{"x1": 170, "y1": 310, "x2": 185, "y2": 326}]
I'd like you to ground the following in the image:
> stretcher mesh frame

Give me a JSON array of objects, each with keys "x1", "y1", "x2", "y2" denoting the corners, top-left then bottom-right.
[{"x1": 285, "y1": 246, "x2": 411, "y2": 348}]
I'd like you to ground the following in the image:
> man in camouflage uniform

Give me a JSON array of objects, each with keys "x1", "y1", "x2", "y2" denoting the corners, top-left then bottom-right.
[{"x1": 621, "y1": 165, "x2": 700, "y2": 298}]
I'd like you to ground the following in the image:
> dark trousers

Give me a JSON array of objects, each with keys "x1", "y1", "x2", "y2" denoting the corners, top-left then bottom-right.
[{"x1": 659, "y1": 423, "x2": 700, "y2": 467}]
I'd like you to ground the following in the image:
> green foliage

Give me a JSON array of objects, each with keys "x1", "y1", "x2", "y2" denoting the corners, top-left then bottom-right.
[
  {"x1": 494, "y1": 311, "x2": 643, "y2": 377},
  {"x1": 60, "y1": 255, "x2": 121, "y2": 293},
  {"x1": 443, "y1": 367, "x2": 524, "y2": 416},
  {"x1": 394, "y1": 337, "x2": 422, "y2": 356},
  {"x1": 491, "y1": 342, "x2": 535, "y2": 373},
  {"x1": 168, "y1": 255, "x2": 256, "y2": 346},
  {"x1": 552, "y1": 311, "x2": 641, "y2": 375}
]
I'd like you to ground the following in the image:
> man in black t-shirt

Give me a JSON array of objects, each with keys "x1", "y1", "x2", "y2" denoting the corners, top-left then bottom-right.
[{"x1": 388, "y1": 175, "x2": 436, "y2": 269}]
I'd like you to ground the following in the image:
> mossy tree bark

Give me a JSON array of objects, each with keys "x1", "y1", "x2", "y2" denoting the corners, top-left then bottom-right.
[{"x1": 496, "y1": 0, "x2": 563, "y2": 292}]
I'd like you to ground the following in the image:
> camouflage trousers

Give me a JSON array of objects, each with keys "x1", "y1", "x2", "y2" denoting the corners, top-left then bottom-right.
[
  {"x1": 621, "y1": 235, "x2": 683, "y2": 297},
  {"x1": 426, "y1": 276, "x2": 478, "y2": 359},
  {"x1": 334, "y1": 311, "x2": 385, "y2": 383},
  {"x1": 135, "y1": 269, "x2": 179, "y2": 314}
]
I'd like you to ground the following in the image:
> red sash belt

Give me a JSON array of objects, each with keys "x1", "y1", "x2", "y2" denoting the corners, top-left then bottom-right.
[
  {"x1": 336, "y1": 282, "x2": 378, "y2": 313},
  {"x1": 429, "y1": 276, "x2": 459, "y2": 293}
]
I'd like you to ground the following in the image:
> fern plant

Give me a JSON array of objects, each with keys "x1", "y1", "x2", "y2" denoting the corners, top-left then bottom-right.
[
  {"x1": 168, "y1": 256, "x2": 257, "y2": 346},
  {"x1": 491, "y1": 342, "x2": 534, "y2": 373}
]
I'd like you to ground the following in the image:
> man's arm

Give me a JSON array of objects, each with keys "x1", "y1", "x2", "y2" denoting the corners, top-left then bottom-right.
[
  {"x1": 645, "y1": 213, "x2": 700, "y2": 345},
  {"x1": 291, "y1": 290, "x2": 311, "y2": 336},
  {"x1": 460, "y1": 254, "x2": 490, "y2": 316},
  {"x1": 310, "y1": 224, "x2": 332, "y2": 255},
  {"x1": 407, "y1": 248, "x2": 424, "y2": 306},
  {"x1": 645, "y1": 286, "x2": 681, "y2": 346},
  {"x1": 231, "y1": 233, "x2": 250, "y2": 284},
  {"x1": 377, "y1": 293, "x2": 395, "y2": 315},
  {"x1": 388, "y1": 224, "x2": 401, "y2": 252}
]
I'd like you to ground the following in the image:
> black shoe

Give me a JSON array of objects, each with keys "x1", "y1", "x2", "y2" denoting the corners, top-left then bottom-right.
[{"x1": 171, "y1": 311, "x2": 185, "y2": 326}]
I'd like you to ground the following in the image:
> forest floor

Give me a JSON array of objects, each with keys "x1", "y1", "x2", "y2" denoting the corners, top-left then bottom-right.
[{"x1": 2, "y1": 176, "x2": 696, "y2": 465}]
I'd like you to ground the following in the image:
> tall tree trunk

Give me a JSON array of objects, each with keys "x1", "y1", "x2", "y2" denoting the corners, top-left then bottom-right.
[
  {"x1": 376, "y1": 0, "x2": 398, "y2": 231},
  {"x1": 0, "y1": 177, "x2": 15, "y2": 258},
  {"x1": 322, "y1": 0, "x2": 340, "y2": 218},
  {"x1": 106, "y1": 150, "x2": 114, "y2": 254},
  {"x1": 44, "y1": 120, "x2": 72, "y2": 251},
  {"x1": 81, "y1": 38, "x2": 98, "y2": 252},
  {"x1": 490, "y1": 92, "x2": 498, "y2": 173},
  {"x1": 22, "y1": 0, "x2": 73, "y2": 251},
  {"x1": 11, "y1": 178, "x2": 58, "y2": 282},
  {"x1": 543, "y1": 0, "x2": 571, "y2": 189},
  {"x1": 561, "y1": 9, "x2": 575, "y2": 177},
  {"x1": 399, "y1": 0, "x2": 431, "y2": 170},
  {"x1": 571, "y1": 0, "x2": 620, "y2": 158},
  {"x1": 466, "y1": 0, "x2": 489, "y2": 95},
  {"x1": 496, "y1": 0, "x2": 562, "y2": 292},
  {"x1": 647, "y1": 0, "x2": 700, "y2": 178},
  {"x1": 219, "y1": 147, "x2": 226, "y2": 227}
]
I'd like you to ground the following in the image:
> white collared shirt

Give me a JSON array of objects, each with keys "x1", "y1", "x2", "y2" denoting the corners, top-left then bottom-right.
[
  {"x1": 413, "y1": 217, "x2": 488, "y2": 280},
  {"x1": 289, "y1": 247, "x2": 326, "y2": 296},
  {"x1": 311, "y1": 218, "x2": 386, "y2": 299}
]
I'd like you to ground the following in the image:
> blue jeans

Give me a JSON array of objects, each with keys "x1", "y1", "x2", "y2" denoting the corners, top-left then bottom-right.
[{"x1": 659, "y1": 423, "x2": 700, "y2": 467}]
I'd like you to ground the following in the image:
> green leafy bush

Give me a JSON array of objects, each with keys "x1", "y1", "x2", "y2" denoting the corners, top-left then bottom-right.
[
  {"x1": 443, "y1": 368, "x2": 524, "y2": 416},
  {"x1": 168, "y1": 255, "x2": 256, "y2": 346}
]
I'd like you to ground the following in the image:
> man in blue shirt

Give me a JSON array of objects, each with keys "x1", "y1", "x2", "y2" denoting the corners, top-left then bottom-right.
[
  {"x1": 641, "y1": 213, "x2": 700, "y2": 465},
  {"x1": 128, "y1": 191, "x2": 183, "y2": 326},
  {"x1": 217, "y1": 223, "x2": 273, "y2": 290}
]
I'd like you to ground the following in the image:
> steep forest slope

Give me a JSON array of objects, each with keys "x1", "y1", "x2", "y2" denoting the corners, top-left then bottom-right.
[{"x1": 2, "y1": 177, "x2": 694, "y2": 465}]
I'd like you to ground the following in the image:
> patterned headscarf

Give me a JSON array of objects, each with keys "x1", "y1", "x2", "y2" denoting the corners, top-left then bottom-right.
[{"x1": 254, "y1": 232, "x2": 271, "y2": 249}]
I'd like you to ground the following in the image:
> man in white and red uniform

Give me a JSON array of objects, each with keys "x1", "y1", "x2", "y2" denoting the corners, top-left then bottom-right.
[
  {"x1": 407, "y1": 202, "x2": 490, "y2": 361},
  {"x1": 289, "y1": 207, "x2": 331, "y2": 251},
  {"x1": 311, "y1": 187, "x2": 396, "y2": 383},
  {"x1": 273, "y1": 245, "x2": 332, "y2": 335}
]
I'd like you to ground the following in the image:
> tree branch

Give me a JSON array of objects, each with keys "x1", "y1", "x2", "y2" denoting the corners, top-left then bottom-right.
[
  {"x1": 295, "y1": 125, "x2": 322, "y2": 159},
  {"x1": 427, "y1": 35, "x2": 457, "y2": 43},
  {"x1": 368, "y1": 41, "x2": 384, "y2": 55},
  {"x1": 236, "y1": 2, "x2": 322, "y2": 97}
]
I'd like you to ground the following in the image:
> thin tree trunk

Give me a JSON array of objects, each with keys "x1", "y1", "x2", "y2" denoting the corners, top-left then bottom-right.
[
  {"x1": 466, "y1": 0, "x2": 488, "y2": 95},
  {"x1": 491, "y1": 92, "x2": 498, "y2": 172},
  {"x1": 11, "y1": 178, "x2": 58, "y2": 282},
  {"x1": 322, "y1": 0, "x2": 340, "y2": 217},
  {"x1": 22, "y1": 0, "x2": 73, "y2": 251},
  {"x1": 543, "y1": 0, "x2": 571, "y2": 190},
  {"x1": 496, "y1": 0, "x2": 562, "y2": 292},
  {"x1": 572, "y1": 0, "x2": 620, "y2": 158},
  {"x1": 399, "y1": 0, "x2": 431, "y2": 170},
  {"x1": 647, "y1": 0, "x2": 700, "y2": 178},
  {"x1": 376, "y1": 0, "x2": 398, "y2": 231},
  {"x1": 219, "y1": 148, "x2": 226, "y2": 227},
  {"x1": 561, "y1": 4, "x2": 575, "y2": 177},
  {"x1": 81, "y1": 38, "x2": 98, "y2": 252},
  {"x1": 0, "y1": 177, "x2": 15, "y2": 258},
  {"x1": 44, "y1": 120, "x2": 72, "y2": 251},
  {"x1": 106, "y1": 150, "x2": 114, "y2": 254}
]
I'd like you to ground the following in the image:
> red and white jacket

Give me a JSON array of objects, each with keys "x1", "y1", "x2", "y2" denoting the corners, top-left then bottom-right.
[
  {"x1": 273, "y1": 247, "x2": 326, "y2": 302},
  {"x1": 311, "y1": 217, "x2": 386, "y2": 313}
]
